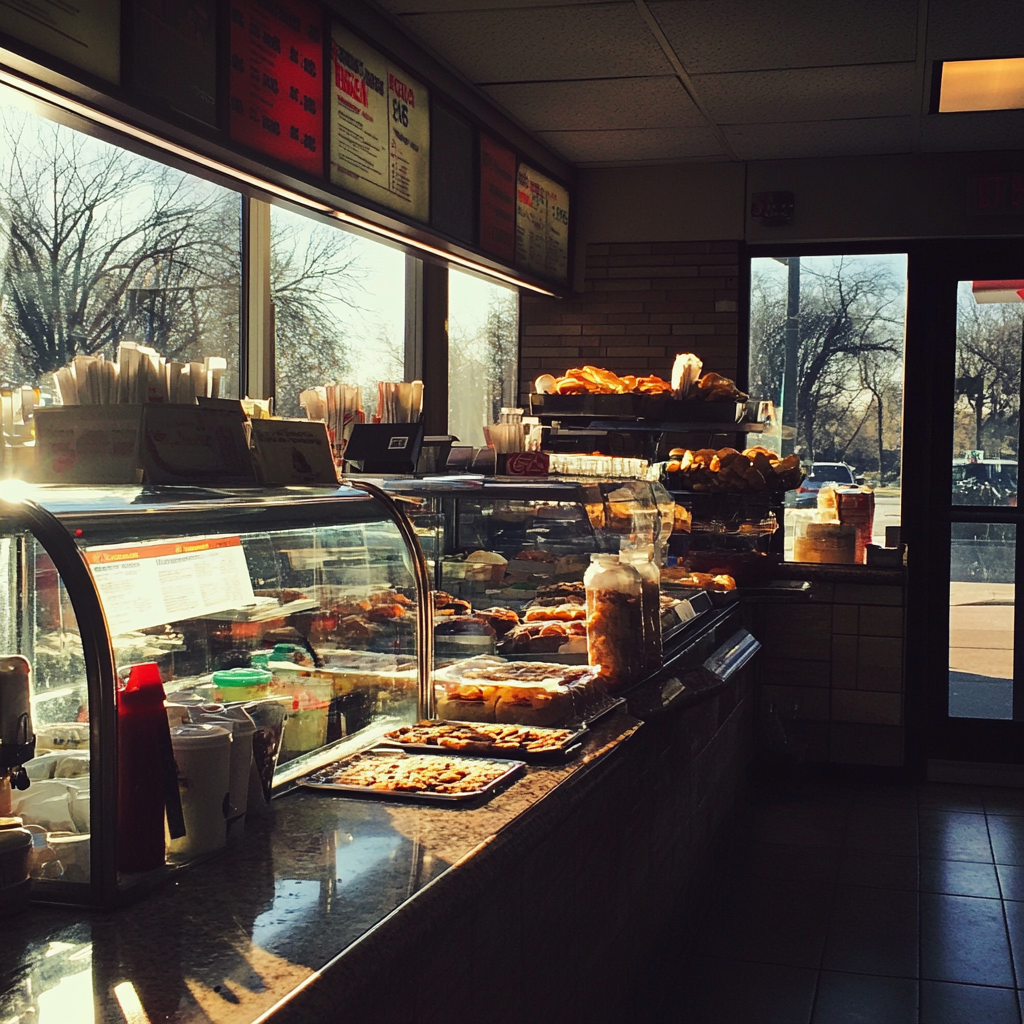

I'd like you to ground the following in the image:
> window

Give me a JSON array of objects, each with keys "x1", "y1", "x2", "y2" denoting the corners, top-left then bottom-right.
[
  {"x1": 0, "y1": 92, "x2": 242, "y2": 399},
  {"x1": 269, "y1": 205, "x2": 406, "y2": 418},
  {"x1": 448, "y1": 268, "x2": 518, "y2": 447},
  {"x1": 748, "y1": 254, "x2": 908, "y2": 559}
]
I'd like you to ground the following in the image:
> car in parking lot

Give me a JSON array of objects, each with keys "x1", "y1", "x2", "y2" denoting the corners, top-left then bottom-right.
[
  {"x1": 952, "y1": 457, "x2": 1017, "y2": 506},
  {"x1": 791, "y1": 462, "x2": 860, "y2": 508}
]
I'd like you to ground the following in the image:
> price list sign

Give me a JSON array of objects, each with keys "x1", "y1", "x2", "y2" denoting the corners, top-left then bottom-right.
[
  {"x1": 480, "y1": 133, "x2": 517, "y2": 263},
  {"x1": 229, "y1": 0, "x2": 323, "y2": 176},
  {"x1": 329, "y1": 23, "x2": 430, "y2": 223},
  {"x1": 516, "y1": 164, "x2": 570, "y2": 282}
]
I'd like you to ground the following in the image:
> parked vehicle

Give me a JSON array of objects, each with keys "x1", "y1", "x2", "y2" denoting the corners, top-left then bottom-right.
[
  {"x1": 791, "y1": 462, "x2": 860, "y2": 508},
  {"x1": 952, "y1": 458, "x2": 1017, "y2": 507}
]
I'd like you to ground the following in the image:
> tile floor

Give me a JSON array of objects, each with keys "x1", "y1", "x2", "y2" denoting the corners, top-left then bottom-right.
[{"x1": 639, "y1": 782, "x2": 1024, "y2": 1023}]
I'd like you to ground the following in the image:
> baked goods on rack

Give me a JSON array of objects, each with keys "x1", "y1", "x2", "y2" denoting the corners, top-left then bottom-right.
[
  {"x1": 477, "y1": 607, "x2": 519, "y2": 635},
  {"x1": 385, "y1": 721, "x2": 575, "y2": 755},
  {"x1": 308, "y1": 751, "x2": 512, "y2": 794},
  {"x1": 536, "y1": 366, "x2": 673, "y2": 396},
  {"x1": 527, "y1": 582, "x2": 586, "y2": 607},
  {"x1": 434, "y1": 591, "x2": 472, "y2": 616},
  {"x1": 502, "y1": 619, "x2": 586, "y2": 654},
  {"x1": 523, "y1": 603, "x2": 586, "y2": 622},
  {"x1": 434, "y1": 615, "x2": 495, "y2": 637},
  {"x1": 664, "y1": 446, "x2": 803, "y2": 493},
  {"x1": 660, "y1": 568, "x2": 737, "y2": 591}
]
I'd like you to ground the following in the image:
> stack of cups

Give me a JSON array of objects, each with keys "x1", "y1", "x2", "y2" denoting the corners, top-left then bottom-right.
[{"x1": 168, "y1": 724, "x2": 231, "y2": 862}]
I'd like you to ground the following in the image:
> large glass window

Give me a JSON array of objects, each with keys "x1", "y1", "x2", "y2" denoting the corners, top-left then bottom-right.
[
  {"x1": 0, "y1": 91, "x2": 242, "y2": 399},
  {"x1": 749, "y1": 254, "x2": 907, "y2": 559},
  {"x1": 448, "y1": 269, "x2": 518, "y2": 447},
  {"x1": 269, "y1": 205, "x2": 406, "y2": 418}
]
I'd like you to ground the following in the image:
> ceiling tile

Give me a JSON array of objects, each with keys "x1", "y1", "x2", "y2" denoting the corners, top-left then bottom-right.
[
  {"x1": 400, "y1": 5, "x2": 671, "y2": 82},
  {"x1": 536, "y1": 126, "x2": 725, "y2": 164},
  {"x1": 724, "y1": 116, "x2": 915, "y2": 160},
  {"x1": 484, "y1": 77, "x2": 705, "y2": 131},
  {"x1": 927, "y1": 0, "x2": 1024, "y2": 60},
  {"x1": 648, "y1": 0, "x2": 918, "y2": 75},
  {"x1": 921, "y1": 110, "x2": 1024, "y2": 152},
  {"x1": 694, "y1": 63, "x2": 919, "y2": 124}
]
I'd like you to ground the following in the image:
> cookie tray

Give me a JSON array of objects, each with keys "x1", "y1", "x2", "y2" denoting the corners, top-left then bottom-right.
[
  {"x1": 379, "y1": 722, "x2": 588, "y2": 763},
  {"x1": 298, "y1": 748, "x2": 526, "y2": 803}
]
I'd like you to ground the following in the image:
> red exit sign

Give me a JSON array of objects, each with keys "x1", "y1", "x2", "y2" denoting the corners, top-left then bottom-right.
[{"x1": 970, "y1": 173, "x2": 1024, "y2": 215}]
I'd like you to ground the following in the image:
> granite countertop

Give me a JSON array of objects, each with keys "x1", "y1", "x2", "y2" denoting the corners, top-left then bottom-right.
[{"x1": 0, "y1": 713, "x2": 640, "y2": 1024}]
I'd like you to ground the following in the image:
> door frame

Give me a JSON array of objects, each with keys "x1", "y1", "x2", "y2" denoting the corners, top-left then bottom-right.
[{"x1": 904, "y1": 239, "x2": 1024, "y2": 773}]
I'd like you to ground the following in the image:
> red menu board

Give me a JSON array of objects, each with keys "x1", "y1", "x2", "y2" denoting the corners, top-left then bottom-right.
[
  {"x1": 479, "y1": 134, "x2": 516, "y2": 263},
  {"x1": 229, "y1": 0, "x2": 323, "y2": 176}
]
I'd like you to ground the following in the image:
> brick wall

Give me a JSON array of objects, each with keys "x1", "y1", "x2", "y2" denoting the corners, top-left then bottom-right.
[{"x1": 518, "y1": 240, "x2": 741, "y2": 399}]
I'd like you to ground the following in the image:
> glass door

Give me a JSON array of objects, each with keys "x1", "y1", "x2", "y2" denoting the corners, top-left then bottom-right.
[{"x1": 907, "y1": 247, "x2": 1024, "y2": 767}]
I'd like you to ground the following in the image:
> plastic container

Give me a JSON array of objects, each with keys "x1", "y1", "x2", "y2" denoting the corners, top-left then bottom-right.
[
  {"x1": 212, "y1": 667, "x2": 271, "y2": 704},
  {"x1": 584, "y1": 553, "x2": 644, "y2": 690},
  {"x1": 117, "y1": 663, "x2": 181, "y2": 873},
  {"x1": 168, "y1": 724, "x2": 231, "y2": 861},
  {"x1": 621, "y1": 544, "x2": 663, "y2": 672},
  {"x1": 793, "y1": 518, "x2": 858, "y2": 564}
]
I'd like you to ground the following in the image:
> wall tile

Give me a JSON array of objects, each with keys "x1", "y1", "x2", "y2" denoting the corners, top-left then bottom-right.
[
  {"x1": 859, "y1": 605, "x2": 904, "y2": 637},
  {"x1": 857, "y1": 636, "x2": 904, "y2": 692},
  {"x1": 761, "y1": 683, "x2": 830, "y2": 721},
  {"x1": 834, "y1": 583, "x2": 904, "y2": 606},
  {"x1": 831, "y1": 634, "x2": 858, "y2": 689},
  {"x1": 830, "y1": 723, "x2": 903, "y2": 766},
  {"x1": 832, "y1": 689, "x2": 902, "y2": 725},
  {"x1": 760, "y1": 658, "x2": 832, "y2": 688},
  {"x1": 833, "y1": 604, "x2": 859, "y2": 634}
]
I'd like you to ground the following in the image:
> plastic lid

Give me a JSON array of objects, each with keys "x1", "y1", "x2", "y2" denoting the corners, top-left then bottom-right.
[
  {"x1": 590, "y1": 552, "x2": 620, "y2": 563},
  {"x1": 250, "y1": 653, "x2": 270, "y2": 669},
  {"x1": 272, "y1": 644, "x2": 303, "y2": 658},
  {"x1": 211, "y1": 668, "x2": 272, "y2": 687},
  {"x1": 170, "y1": 723, "x2": 231, "y2": 748},
  {"x1": 0, "y1": 816, "x2": 24, "y2": 830}
]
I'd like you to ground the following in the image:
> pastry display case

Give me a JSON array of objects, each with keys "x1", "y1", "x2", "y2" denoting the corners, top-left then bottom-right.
[{"x1": 0, "y1": 482, "x2": 430, "y2": 907}]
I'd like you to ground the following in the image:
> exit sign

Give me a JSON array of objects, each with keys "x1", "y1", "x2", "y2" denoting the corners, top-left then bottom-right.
[{"x1": 970, "y1": 173, "x2": 1024, "y2": 215}]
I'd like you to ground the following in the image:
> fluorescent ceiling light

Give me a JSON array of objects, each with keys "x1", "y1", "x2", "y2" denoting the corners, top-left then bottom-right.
[{"x1": 939, "y1": 58, "x2": 1024, "y2": 112}]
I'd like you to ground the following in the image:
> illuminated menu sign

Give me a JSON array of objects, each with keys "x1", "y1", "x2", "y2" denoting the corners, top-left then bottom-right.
[
  {"x1": 329, "y1": 23, "x2": 430, "y2": 223},
  {"x1": 1, "y1": 0, "x2": 120, "y2": 82},
  {"x1": 480, "y1": 134, "x2": 516, "y2": 264},
  {"x1": 516, "y1": 164, "x2": 570, "y2": 282},
  {"x1": 229, "y1": 0, "x2": 323, "y2": 176}
]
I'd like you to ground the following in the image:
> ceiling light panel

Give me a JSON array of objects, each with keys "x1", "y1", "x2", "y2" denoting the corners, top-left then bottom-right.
[{"x1": 939, "y1": 58, "x2": 1024, "y2": 112}]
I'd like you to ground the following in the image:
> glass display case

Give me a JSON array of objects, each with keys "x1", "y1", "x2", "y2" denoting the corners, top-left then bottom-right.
[{"x1": 0, "y1": 482, "x2": 430, "y2": 907}]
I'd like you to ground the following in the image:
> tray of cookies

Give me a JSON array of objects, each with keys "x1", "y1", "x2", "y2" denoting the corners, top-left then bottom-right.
[
  {"x1": 299, "y1": 748, "x2": 525, "y2": 802},
  {"x1": 381, "y1": 720, "x2": 587, "y2": 762}
]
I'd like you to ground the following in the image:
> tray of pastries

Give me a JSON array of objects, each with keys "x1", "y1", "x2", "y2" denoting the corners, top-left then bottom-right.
[
  {"x1": 382, "y1": 720, "x2": 586, "y2": 762},
  {"x1": 299, "y1": 748, "x2": 524, "y2": 802}
]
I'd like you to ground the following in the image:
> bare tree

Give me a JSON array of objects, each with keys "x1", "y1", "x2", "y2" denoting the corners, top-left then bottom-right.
[
  {"x1": 954, "y1": 293, "x2": 1022, "y2": 457},
  {"x1": 0, "y1": 112, "x2": 238, "y2": 384}
]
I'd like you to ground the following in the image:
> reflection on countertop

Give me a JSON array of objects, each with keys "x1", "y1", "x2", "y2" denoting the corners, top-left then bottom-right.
[{"x1": 0, "y1": 713, "x2": 640, "y2": 1024}]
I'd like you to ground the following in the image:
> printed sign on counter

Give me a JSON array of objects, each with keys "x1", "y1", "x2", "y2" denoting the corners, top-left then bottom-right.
[
  {"x1": 249, "y1": 418, "x2": 338, "y2": 485},
  {"x1": 84, "y1": 536, "x2": 256, "y2": 635},
  {"x1": 329, "y1": 23, "x2": 429, "y2": 222},
  {"x1": 480, "y1": 134, "x2": 517, "y2": 263},
  {"x1": 516, "y1": 164, "x2": 570, "y2": 282},
  {"x1": 1, "y1": 0, "x2": 120, "y2": 82},
  {"x1": 229, "y1": 0, "x2": 323, "y2": 176}
]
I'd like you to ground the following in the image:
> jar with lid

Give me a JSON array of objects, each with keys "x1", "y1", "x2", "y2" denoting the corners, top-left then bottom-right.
[
  {"x1": 584, "y1": 554, "x2": 644, "y2": 690},
  {"x1": 621, "y1": 544, "x2": 662, "y2": 671}
]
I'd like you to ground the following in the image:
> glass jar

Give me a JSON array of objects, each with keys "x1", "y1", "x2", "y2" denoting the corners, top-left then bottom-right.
[
  {"x1": 584, "y1": 554, "x2": 644, "y2": 690},
  {"x1": 621, "y1": 545, "x2": 662, "y2": 672}
]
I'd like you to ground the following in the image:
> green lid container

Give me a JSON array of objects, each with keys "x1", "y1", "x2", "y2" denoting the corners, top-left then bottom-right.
[
  {"x1": 211, "y1": 667, "x2": 272, "y2": 688},
  {"x1": 250, "y1": 653, "x2": 270, "y2": 669}
]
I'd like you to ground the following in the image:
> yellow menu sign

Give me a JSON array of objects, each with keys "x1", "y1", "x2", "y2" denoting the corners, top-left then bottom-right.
[
  {"x1": 329, "y1": 24, "x2": 430, "y2": 222},
  {"x1": 516, "y1": 164, "x2": 570, "y2": 282}
]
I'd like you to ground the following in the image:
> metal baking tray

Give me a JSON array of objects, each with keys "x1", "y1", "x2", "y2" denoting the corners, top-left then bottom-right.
[
  {"x1": 298, "y1": 747, "x2": 526, "y2": 802},
  {"x1": 379, "y1": 721, "x2": 588, "y2": 763}
]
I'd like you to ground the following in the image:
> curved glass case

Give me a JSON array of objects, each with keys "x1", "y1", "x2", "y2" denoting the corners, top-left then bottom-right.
[{"x1": 0, "y1": 482, "x2": 430, "y2": 907}]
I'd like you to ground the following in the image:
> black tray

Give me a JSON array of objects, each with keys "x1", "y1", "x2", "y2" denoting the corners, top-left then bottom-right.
[
  {"x1": 299, "y1": 748, "x2": 525, "y2": 802},
  {"x1": 379, "y1": 721, "x2": 587, "y2": 763}
]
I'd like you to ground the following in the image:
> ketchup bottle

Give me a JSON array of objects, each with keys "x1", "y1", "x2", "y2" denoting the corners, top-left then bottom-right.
[{"x1": 117, "y1": 663, "x2": 184, "y2": 873}]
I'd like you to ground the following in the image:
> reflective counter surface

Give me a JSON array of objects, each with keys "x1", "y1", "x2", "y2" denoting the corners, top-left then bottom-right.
[{"x1": 0, "y1": 713, "x2": 640, "y2": 1024}]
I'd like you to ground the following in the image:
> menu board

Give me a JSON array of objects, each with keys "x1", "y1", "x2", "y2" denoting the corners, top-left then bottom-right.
[
  {"x1": 329, "y1": 23, "x2": 429, "y2": 223},
  {"x1": 516, "y1": 164, "x2": 570, "y2": 282},
  {"x1": 131, "y1": 0, "x2": 217, "y2": 126},
  {"x1": 0, "y1": 0, "x2": 119, "y2": 82},
  {"x1": 84, "y1": 535, "x2": 256, "y2": 635},
  {"x1": 229, "y1": 0, "x2": 323, "y2": 176},
  {"x1": 431, "y1": 103, "x2": 475, "y2": 244},
  {"x1": 480, "y1": 134, "x2": 517, "y2": 264}
]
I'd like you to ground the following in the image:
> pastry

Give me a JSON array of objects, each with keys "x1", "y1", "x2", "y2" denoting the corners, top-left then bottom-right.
[{"x1": 477, "y1": 607, "x2": 519, "y2": 635}]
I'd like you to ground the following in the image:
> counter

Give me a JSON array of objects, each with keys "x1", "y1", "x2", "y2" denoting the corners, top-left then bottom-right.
[{"x1": 2, "y1": 608, "x2": 756, "y2": 1024}]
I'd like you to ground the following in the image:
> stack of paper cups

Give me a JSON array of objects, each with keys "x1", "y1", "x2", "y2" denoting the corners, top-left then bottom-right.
[{"x1": 168, "y1": 724, "x2": 230, "y2": 861}]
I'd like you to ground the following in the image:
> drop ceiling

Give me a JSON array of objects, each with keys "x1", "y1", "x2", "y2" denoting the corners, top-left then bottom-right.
[{"x1": 373, "y1": 0, "x2": 1024, "y2": 166}]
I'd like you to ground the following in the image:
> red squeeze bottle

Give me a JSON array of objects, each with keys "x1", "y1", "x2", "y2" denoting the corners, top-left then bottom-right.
[{"x1": 117, "y1": 662, "x2": 175, "y2": 873}]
